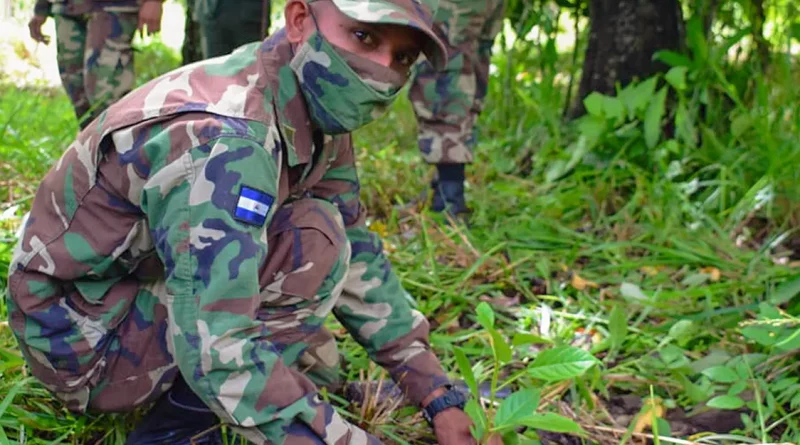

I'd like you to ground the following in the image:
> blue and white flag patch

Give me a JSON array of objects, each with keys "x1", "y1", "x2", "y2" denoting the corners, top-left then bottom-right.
[{"x1": 234, "y1": 186, "x2": 274, "y2": 227}]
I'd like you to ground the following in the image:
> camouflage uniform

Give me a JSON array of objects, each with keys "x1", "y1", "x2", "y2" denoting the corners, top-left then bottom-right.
[
  {"x1": 33, "y1": 0, "x2": 155, "y2": 129},
  {"x1": 8, "y1": 1, "x2": 449, "y2": 443},
  {"x1": 409, "y1": 0, "x2": 505, "y2": 164},
  {"x1": 193, "y1": 0, "x2": 270, "y2": 59}
]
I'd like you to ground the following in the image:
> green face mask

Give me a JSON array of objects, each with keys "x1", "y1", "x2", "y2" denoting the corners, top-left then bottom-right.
[{"x1": 290, "y1": 28, "x2": 409, "y2": 134}]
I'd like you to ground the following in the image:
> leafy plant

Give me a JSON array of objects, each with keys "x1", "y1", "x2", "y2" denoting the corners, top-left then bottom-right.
[{"x1": 455, "y1": 302, "x2": 592, "y2": 444}]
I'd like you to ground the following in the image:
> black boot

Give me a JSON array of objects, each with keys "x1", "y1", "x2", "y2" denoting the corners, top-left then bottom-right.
[
  {"x1": 430, "y1": 178, "x2": 470, "y2": 223},
  {"x1": 125, "y1": 376, "x2": 227, "y2": 445}
]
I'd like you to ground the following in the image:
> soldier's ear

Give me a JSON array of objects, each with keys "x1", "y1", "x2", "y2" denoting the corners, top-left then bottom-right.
[{"x1": 285, "y1": 0, "x2": 312, "y2": 44}]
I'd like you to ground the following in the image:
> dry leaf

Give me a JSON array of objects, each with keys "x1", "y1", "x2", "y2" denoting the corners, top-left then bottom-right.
[
  {"x1": 632, "y1": 397, "x2": 665, "y2": 433},
  {"x1": 700, "y1": 267, "x2": 721, "y2": 281},
  {"x1": 640, "y1": 266, "x2": 663, "y2": 276},
  {"x1": 790, "y1": 261, "x2": 800, "y2": 268},
  {"x1": 571, "y1": 273, "x2": 599, "y2": 291},
  {"x1": 479, "y1": 294, "x2": 521, "y2": 308}
]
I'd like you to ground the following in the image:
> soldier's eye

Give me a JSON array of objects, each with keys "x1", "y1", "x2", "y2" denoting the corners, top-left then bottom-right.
[{"x1": 354, "y1": 30, "x2": 376, "y2": 47}]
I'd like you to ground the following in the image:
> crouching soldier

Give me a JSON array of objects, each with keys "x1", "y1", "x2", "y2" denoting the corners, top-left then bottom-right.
[{"x1": 7, "y1": 1, "x2": 502, "y2": 444}]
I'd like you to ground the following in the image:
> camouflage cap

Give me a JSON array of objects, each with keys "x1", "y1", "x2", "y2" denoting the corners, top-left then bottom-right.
[{"x1": 326, "y1": 0, "x2": 448, "y2": 70}]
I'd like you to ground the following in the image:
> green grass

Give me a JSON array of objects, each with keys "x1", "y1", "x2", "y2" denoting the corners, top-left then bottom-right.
[{"x1": 2, "y1": 12, "x2": 800, "y2": 445}]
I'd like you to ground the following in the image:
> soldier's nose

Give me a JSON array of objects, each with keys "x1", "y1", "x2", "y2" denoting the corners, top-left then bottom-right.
[{"x1": 372, "y1": 49, "x2": 394, "y2": 69}]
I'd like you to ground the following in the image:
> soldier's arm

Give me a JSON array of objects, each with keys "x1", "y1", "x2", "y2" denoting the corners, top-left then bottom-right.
[
  {"x1": 143, "y1": 125, "x2": 376, "y2": 444},
  {"x1": 310, "y1": 135, "x2": 451, "y2": 407}
]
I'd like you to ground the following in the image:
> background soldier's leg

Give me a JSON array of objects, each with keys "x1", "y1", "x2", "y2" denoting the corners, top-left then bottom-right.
[
  {"x1": 199, "y1": 0, "x2": 264, "y2": 60},
  {"x1": 84, "y1": 10, "x2": 137, "y2": 124},
  {"x1": 471, "y1": 0, "x2": 506, "y2": 142},
  {"x1": 409, "y1": 36, "x2": 478, "y2": 218},
  {"x1": 54, "y1": 13, "x2": 91, "y2": 127}
]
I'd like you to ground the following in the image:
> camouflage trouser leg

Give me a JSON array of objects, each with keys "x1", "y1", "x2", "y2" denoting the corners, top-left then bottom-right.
[
  {"x1": 83, "y1": 11, "x2": 138, "y2": 126},
  {"x1": 409, "y1": 0, "x2": 505, "y2": 164},
  {"x1": 54, "y1": 14, "x2": 91, "y2": 125}
]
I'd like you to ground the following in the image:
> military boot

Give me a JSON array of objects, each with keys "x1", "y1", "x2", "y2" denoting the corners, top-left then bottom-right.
[
  {"x1": 430, "y1": 178, "x2": 470, "y2": 223},
  {"x1": 125, "y1": 375, "x2": 231, "y2": 445}
]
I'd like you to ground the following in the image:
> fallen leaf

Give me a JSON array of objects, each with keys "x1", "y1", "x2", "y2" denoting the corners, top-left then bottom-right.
[
  {"x1": 640, "y1": 266, "x2": 663, "y2": 276},
  {"x1": 632, "y1": 397, "x2": 665, "y2": 433},
  {"x1": 571, "y1": 273, "x2": 599, "y2": 291},
  {"x1": 700, "y1": 267, "x2": 721, "y2": 281},
  {"x1": 790, "y1": 261, "x2": 800, "y2": 268},
  {"x1": 478, "y1": 294, "x2": 521, "y2": 308}
]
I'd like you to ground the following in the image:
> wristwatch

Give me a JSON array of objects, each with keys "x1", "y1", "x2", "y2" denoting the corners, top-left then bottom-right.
[{"x1": 422, "y1": 384, "x2": 467, "y2": 426}]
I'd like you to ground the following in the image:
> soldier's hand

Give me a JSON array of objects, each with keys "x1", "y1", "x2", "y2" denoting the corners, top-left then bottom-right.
[
  {"x1": 431, "y1": 407, "x2": 481, "y2": 444},
  {"x1": 28, "y1": 15, "x2": 49, "y2": 44},
  {"x1": 138, "y1": 0, "x2": 163, "y2": 37}
]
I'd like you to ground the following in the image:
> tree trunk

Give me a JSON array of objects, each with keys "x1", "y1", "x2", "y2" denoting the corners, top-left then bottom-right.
[
  {"x1": 750, "y1": 0, "x2": 770, "y2": 70},
  {"x1": 182, "y1": 0, "x2": 202, "y2": 65},
  {"x1": 570, "y1": 0, "x2": 684, "y2": 118}
]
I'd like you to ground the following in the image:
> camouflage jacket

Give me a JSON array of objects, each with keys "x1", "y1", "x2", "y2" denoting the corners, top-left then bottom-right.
[
  {"x1": 34, "y1": 0, "x2": 161, "y2": 16},
  {"x1": 9, "y1": 30, "x2": 448, "y2": 442}
]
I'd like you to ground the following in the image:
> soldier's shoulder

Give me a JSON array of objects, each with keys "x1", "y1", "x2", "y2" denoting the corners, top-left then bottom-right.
[{"x1": 110, "y1": 111, "x2": 273, "y2": 161}]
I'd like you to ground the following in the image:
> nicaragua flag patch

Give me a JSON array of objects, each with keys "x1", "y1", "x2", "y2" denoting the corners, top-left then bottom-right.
[{"x1": 234, "y1": 186, "x2": 274, "y2": 227}]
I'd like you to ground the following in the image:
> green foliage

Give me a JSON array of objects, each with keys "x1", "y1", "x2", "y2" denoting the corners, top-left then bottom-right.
[
  {"x1": 1, "y1": 0, "x2": 800, "y2": 443},
  {"x1": 455, "y1": 303, "x2": 590, "y2": 443}
]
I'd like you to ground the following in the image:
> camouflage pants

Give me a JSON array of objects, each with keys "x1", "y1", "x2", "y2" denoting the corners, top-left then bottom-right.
[
  {"x1": 54, "y1": 11, "x2": 138, "y2": 129},
  {"x1": 11, "y1": 198, "x2": 346, "y2": 414},
  {"x1": 409, "y1": 0, "x2": 505, "y2": 164},
  {"x1": 196, "y1": 0, "x2": 266, "y2": 59}
]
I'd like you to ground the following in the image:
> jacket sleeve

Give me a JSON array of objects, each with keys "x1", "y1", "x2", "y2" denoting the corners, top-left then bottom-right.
[
  {"x1": 309, "y1": 135, "x2": 451, "y2": 407},
  {"x1": 34, "y1": 0, "x2": 51, "y2": 16},
  {"x1": 143, "y1": 132, "x2": 378, "y2": 445}
]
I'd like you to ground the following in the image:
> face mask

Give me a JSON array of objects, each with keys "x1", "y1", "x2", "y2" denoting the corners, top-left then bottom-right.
[{"x1": 290, "y1": 28, "x2": 408, "y2": 134}]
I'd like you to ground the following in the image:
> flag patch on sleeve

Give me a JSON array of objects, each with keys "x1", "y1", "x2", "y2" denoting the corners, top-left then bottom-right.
[{"x1": 234, "y1": 186, "x2": 274, "y2": 227}]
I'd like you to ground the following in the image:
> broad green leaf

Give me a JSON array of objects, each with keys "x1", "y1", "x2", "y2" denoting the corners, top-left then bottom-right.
[
  {"x1": 770, "y1": 274, "x2": 800, "y2": 305},
  {"x1": 490, "y1": 328, "x2": 513, "y2": 364},
  {"x1": 653, "y1": 50, "x2": 692, "y2": 67},
  {"x1": 623, "y1": 77, "x2": 658, "y2": 117},
  {"x1": 465, "y1": 399, "x2": 488, "y2": 440},
  {"x1": 602, "y1": 96, "x2": 625, "y2": 123},
  {"x1": 665, "y1": 66, "x2": 688, "y2": 91},
  {"x1": 476, "y1": 302, "x2": 495, "y2": 329},
  {"x1": 518, "y1": 413, "x2": 585, "y2": 434},
  {"x1": 494, "y1": 387, "x2": 541, "y2": 429},
  {"x1": 702, "y1": 366, "x2": 740, "y2": 383},
  {"x1": 728, "y1": 381, "x2": 747, "y2": 396},
  {"x1": 512, "y1": 332, "x2": 552, "y2": 347},
  {"x1": 620, "y1": 282, "x2": 649, "y2": 301},
  {"x1": 669, "y1": 320, "x2": 695, "y2": 343},
  {"x1": 681, "y1": 273, "x2": 709, "y2": 287},
  {"x1": 583, "y1": 92, "x2": 605, "y2": 118},
  {"x1": 502, "y1": 430, "x2": 520, "y2": 445},
  {"x1": 608, "y1": 304, "x2": 627, "y2": 349},
  {"x1": 529, "y1": 346, "x2": 599, "y2": 381},
  {"x1": 644, "y1": 86, "x2": 668, "y2": 149},
  {"x1": 686, "y1": 15, "x2": 708, "y2": 63},
  {"x1": 741, "y1": 325, "x2": 781, "y2": 346},
  {"x1": 707, "y1": 395, "x2": 745, "y2": 410},
  {"x1": 454, "y1": 347, "x2": 478, "y2": 398},
  {"x1": 578, "y1": 116, "x2": 607, "y2": 143}
]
